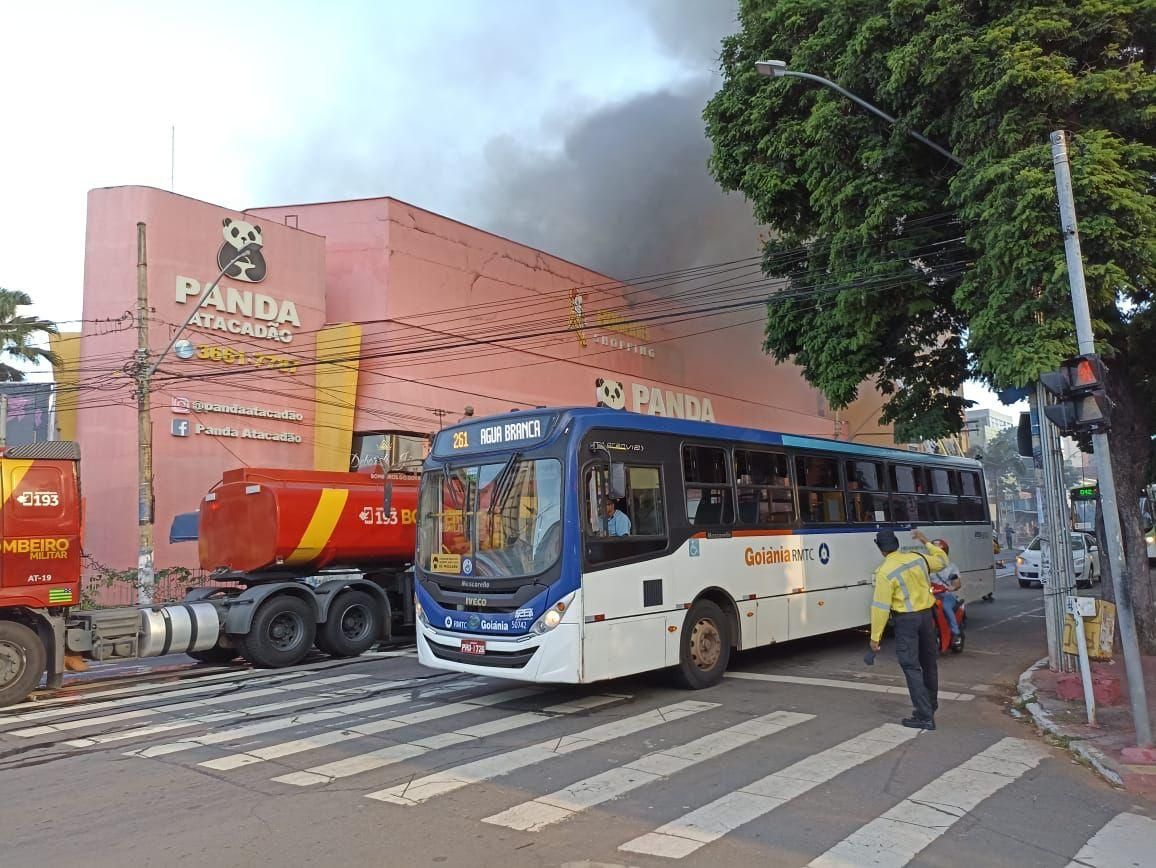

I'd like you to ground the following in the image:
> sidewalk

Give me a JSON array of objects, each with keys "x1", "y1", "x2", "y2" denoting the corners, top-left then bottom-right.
[{"x1": 1018, "y1": 654, "x2": 1156, "y2": 795}]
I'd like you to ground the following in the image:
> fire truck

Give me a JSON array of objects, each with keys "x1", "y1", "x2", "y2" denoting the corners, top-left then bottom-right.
[{"x1": 0, "y1": 443, "x2": 417, "y2": 707}]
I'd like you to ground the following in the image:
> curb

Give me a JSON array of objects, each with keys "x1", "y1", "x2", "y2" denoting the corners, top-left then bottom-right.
[{"x1": 1016, "y1": 657, "x2": 1124, "y2": 788}]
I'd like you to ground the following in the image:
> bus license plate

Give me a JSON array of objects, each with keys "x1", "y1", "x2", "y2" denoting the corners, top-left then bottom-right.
[{"x1": 460, "y1": 640, "x2": 486, "y2": 655}]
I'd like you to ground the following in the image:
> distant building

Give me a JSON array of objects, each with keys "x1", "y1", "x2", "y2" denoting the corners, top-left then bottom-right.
[{"x1": 965, "y1": 407, "x2": 1015, "y2": 453}]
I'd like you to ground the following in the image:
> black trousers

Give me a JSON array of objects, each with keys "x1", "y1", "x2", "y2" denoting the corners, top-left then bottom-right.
[{"x1": 893, "y1": 609, "x2": 938, "y2": 721}]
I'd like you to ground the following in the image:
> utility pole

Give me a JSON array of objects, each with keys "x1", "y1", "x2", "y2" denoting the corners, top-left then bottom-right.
[
  {"x1": 1050, "y1": 131, "x2": 1151, "y2": 748},
  {"x1": 135, "y1": 223, "x2": 155, "y2": 606},
  {"x1": 0, "y1": 394, "x2": 7, "y2": 446}
]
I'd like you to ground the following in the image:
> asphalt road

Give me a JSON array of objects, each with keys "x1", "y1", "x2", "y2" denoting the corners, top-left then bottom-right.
[{"x1": 2, "y1": 567, "x2": 1152, "y2": 868}]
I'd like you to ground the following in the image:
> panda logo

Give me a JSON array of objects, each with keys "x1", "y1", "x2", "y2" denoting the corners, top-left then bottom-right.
[
  {"x1": 595, "y1": 377, "x2": 626, "y2": 410},
  {"x1": 217, "y1": 217, "x2": 267, "y2": 283}
]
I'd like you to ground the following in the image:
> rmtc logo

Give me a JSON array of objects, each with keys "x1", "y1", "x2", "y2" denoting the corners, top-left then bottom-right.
[{"x1": 217, "y1": 217, "x2": 267, "y2": 283}]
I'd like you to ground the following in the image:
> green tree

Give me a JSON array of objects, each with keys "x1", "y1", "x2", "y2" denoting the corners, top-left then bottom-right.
[
  {"x1": 705, "y1": 1, "x2": 1156, "y2": 646},
  {"x1": 0, "y1": 288, "x2": 59, "y2": 380}
]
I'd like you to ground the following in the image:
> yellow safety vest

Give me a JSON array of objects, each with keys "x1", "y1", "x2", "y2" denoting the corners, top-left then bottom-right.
[{"x1": 869, "y1": 543, "x2": 948, "y2": 642}]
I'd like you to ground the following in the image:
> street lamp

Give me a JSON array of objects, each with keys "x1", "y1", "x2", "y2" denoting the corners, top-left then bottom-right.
[{"x1": 755, "y1": 59, "x2": 963, "y2": 167}]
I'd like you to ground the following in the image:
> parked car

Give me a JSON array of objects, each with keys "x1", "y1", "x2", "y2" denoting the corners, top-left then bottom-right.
[{"x1": 1016, "y1": 532, "x2": 1101, "y2": 589}]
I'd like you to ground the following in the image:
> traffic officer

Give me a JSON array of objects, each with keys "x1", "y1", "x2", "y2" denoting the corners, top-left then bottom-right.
[{"x1": 868, "y1": 528, "x2": 948, "y2": 729}]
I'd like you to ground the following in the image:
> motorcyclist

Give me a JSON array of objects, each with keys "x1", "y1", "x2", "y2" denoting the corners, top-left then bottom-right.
[{"x1": 929, "y1": 538, "x2": 963, "y2": 651}]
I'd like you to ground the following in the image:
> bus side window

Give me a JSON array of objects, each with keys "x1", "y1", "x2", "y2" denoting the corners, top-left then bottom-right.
[
  {"x1": 796, "y1": 454, "x2": 844, "y2": 523},
  {"x1": 845, "y1": 459, "x2": 890, "y2": 523},
  {"x1": 929, "y1": 468, "x2": 960, "y2": 521},
  {"x1": 683, "y1": 444, "x2": 733, "y2": 526},
  {"x1": 736, "y1": 449, "x2": 795, "y2": 527},
  {"x1": 889, "y1": 464, "x2": 931, "y2": 523},
  {"x1": 960, "y1": 471, "x2": 985, "y2": 521}
]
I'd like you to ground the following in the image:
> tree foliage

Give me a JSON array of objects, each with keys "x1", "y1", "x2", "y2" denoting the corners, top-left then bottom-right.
[
  {"x1": 0, "y1": 288, "x2": 59, "y2": 381},
  {"x1": 706, "y1": 0, "x2": 1156, "y2": 645}
]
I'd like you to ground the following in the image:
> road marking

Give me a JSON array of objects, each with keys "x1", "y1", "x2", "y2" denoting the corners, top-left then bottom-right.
[
  {"x1": 484, "y1": 710, "x2": 813, "y2": 832},
  {"x1": 273, "y1": 694, "x2": 623, "y2": 786},
  {"x1": 726, "y1": 671, "x2": 975, "y2": 701},
  {"x1": 198, "y1": 684, "x2": 531, "y2": 772},
  {"x1": 1065, "y1": 812, "x2": 1156, "y2": 867},
  {"x1": 977, "y1": 605, "x2": 1046, "y2": 631},
  {"x1": 619, "y1": 723, "x2": 917, "y2": 859},
  {"x1": 126, "y1": 680, "x2": 482, "y2": 759},
  {"x1": 66, "y1": 676, "x2": 472, "y2": 749},
  {"x1": 10, "y1": 674, "x2": 368, "y2": 737},
  {"x1": 1, "y1": 650, "x2": 414, "y2": 720},
  {"x1": 366, "y1": 700, "x2": 718, "y2": 806},
  {"x1": 1, "y1": 671, "x2": 311, "y2": 726},
  {"x1": 807, "y1": 737, "x2": 1049, "y2": 867}
]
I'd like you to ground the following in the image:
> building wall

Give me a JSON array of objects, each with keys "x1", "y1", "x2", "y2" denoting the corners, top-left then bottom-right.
[
  {"x1": 75, "y1": 188, "x2": 894, "y2": 571},
  {"x1": 75, "y1": 187, "x2": 327, "y2": 571}
]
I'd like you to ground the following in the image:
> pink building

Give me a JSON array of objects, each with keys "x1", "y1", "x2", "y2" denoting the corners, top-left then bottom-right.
[{"x1": 61, "y1": 187, "x2": 891, "y2": 571}]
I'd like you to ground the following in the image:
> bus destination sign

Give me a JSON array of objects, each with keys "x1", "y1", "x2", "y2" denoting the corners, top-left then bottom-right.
[
  {"x1": 433, "y1": 414, "x2": 554, "y2": 457},
  {"x1": 1074, "y1": 485, "x2": 1098, "y2": 499}
]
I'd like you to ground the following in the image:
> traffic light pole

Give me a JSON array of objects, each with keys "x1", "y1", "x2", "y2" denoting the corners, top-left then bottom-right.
[{"x1": 1051, "y1": 131, "x2": 1151, "y2": 747}]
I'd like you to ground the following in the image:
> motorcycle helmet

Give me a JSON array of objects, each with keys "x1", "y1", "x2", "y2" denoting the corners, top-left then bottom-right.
[{"x1": 932, "y1": 538, "x2": 950, "y2": 555}]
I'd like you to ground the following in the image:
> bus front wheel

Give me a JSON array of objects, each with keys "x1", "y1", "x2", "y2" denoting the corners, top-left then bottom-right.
[{"x1": 674, "y1": 599, "x2": 731, "y2": 689}]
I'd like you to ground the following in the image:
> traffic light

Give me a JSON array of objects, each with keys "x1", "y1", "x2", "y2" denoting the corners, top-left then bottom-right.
[{"x1": 1039, "y1": 354, "x2": 1112, "y2": 436}]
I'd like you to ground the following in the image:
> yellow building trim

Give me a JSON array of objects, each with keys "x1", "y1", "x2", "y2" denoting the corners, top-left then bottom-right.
[
  {"x1": 50, "y1": 332, "x2": 81, "y2": 441},
  {"x1": 313, "y1": 323, "x2": 361, "y2": 471}
]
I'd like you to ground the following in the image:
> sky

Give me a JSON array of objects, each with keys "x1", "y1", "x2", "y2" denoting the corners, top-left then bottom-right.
[{"x1": 0, "y1": 0, "x2": 1014, "y2": 415}]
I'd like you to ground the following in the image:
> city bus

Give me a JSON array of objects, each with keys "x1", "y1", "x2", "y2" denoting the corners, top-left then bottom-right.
[
  {"x1": 413, "y1": 407, "x2": 995, "y2": 688},
  {"x1": 1070, "y1": 484, "x2": 1098, "y2": 534}
]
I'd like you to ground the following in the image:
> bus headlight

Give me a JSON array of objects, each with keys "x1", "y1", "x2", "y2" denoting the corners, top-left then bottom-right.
[
  {"x1": 415, "y1": 596, "x2": 429, "y2": 627},
  {"x1": 532, "y1": 593, "x2": 575, "y2": 635}
]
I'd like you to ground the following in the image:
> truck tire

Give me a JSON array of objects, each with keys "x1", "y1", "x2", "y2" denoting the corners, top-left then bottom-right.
[
  {"x1": 0, "y1": 620, "x2": 46, "y2": 707},
  {"x1": 316, "y1": 590, "x2": 382, "y2": 658},
  {"x1": 186, "y1": 646, "x2": 240, "y2": 665},
  {"x1": 236, "y1": 595, "x2": 316, "y2": 669},
  {"x1": 673, "y1": 599, "x2": 731, "y2": 690}
]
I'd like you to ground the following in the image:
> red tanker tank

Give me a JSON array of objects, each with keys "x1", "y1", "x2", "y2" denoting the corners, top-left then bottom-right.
[{"x1": 198, "y1": 467, "x2": 418, "y2": 576}]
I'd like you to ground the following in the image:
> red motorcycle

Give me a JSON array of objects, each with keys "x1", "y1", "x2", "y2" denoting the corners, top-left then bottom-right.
[{"x1": 931, "y1": 584, "x2": 966, "y2": 654}]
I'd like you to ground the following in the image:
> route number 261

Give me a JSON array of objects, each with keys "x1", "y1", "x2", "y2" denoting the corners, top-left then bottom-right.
[{"x1": 453, "y1": 431, "x2": 469, "y2": 449}]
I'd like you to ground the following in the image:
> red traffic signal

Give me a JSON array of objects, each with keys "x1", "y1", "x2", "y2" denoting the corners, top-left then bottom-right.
[{"x1": 1039, "y1": 354, "x2": 1112, "y2": 435}]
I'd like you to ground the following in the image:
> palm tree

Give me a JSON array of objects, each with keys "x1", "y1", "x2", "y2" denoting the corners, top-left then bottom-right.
[{"x1": 0, "y1": 288, "x2": 60, "y2": 381}]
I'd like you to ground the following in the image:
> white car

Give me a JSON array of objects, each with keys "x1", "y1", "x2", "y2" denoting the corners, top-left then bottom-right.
[{"x1": 1016, "y1": 533, "x2": 1101, "y2": 589}]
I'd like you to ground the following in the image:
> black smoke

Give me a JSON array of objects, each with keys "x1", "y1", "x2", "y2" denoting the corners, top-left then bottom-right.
[{"x1": 477, "y1": 2, "x2": 758, "y2": 280}]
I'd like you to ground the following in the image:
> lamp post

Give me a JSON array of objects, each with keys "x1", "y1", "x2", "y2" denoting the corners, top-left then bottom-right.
[{"x1": 754, "y1": 59, "x2": 962, "y2": 167}]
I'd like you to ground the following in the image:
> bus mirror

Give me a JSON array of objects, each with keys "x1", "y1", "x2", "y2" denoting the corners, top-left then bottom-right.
[
  {"x1": 609, "y1": 463, "x2": 627, "y2": 499},
  {"x1": 384, "y1": 481, "x2": 393, "y2": 516}
]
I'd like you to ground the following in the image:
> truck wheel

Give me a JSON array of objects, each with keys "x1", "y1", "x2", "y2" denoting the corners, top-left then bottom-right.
[
  {"x1": 237, "y1": 595, "x2": 316, "y2": 668},
  {"x1": 673, "y1": 599, "x2": 730, "y2": 690},
  {"x1": 0, "y1": 621, "x2": 46, "y2": 707},
  {"x1": 316, "y1": 590, "x2": 382, "y2": 658},
  {"x1": 186, "y1": 646, "x2": 239, "y2": 665}
]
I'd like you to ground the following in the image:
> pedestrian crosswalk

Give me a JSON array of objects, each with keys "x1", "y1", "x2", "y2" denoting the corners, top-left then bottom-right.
[{"x1": 2, "y1": 662, "x2": 1152, "y2": 865}]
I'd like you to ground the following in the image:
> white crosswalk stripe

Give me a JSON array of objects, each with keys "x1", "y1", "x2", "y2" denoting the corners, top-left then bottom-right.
[
  {"x1": 64, "y1": 677, "x2": 476, "y2": 750},
  {"x1": 619, "y1": 722, "x2": 919, "y2": 859},
  {"x1": 10, "y1": 673, "x2": 370, "y2": 737},
  {"x1": 366, "y1": 699, "x2": 717, "y2": 806},
  {"x1": 807, "y1": 737, "x2": 1050, "y2": 867},
  {"x1": 127, "y1": 679, "x2": 482, "y2": 758},
  {"x1": 483, "y1": 710, "x2": 813, "y2": 832},
  {"x1": 1066, "y1": 812, "x2": 1156, "y2": 868},
  {"x1": 0, "y1": 651, "x2": 415, "y2": 723},
  {"x1": 17, "y1": 663, "x2": 1135, "y2": 866},
  {"x1": 273, "y1": 693, "x2": 624, "y2": 786},
  {"x1": 200, "y1": 685, "x2": 542, "y2": 771}
]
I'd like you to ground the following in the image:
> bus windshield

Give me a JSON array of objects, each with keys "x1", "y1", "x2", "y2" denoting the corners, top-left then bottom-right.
[{"x1": 418, "y1": 457, "x2": 562, "y2": 579}]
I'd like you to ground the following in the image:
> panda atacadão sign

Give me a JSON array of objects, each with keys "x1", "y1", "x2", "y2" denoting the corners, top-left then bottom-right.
[{"x1": 173, "y1": 217, "x2": 302, "y2": 344}]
